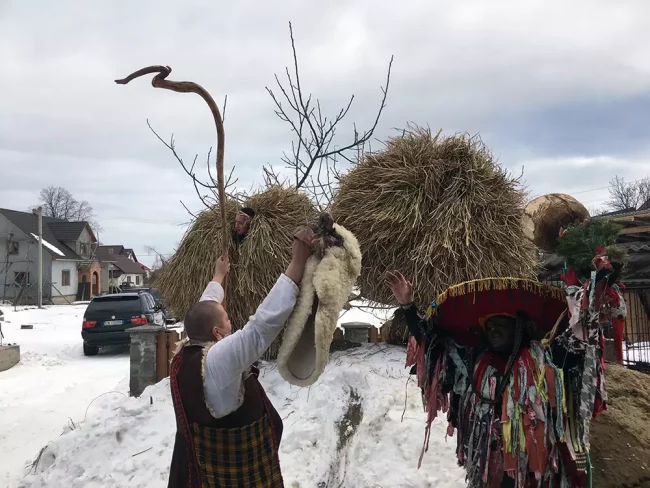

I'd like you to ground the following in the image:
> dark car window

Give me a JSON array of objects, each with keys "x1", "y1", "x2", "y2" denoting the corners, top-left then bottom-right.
[
  {"x1": 87, "y1": 296, "x2": 142, "y2": 314},
  {"x1": 142, "y1": 293, "x2": 155, "y2": 311}
]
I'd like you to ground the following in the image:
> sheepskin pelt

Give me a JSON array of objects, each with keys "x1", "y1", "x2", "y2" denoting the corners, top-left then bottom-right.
[{"x1": 277, "y1": 223, "x2": 362, "y2": 386}]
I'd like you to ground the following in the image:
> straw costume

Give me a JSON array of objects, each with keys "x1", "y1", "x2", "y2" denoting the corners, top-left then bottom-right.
[
  {"x1": 156, "y1": 186, "x2": 317, "y2": 360},
  {"x1": 399, "y1": 262, "x2": 623, "y2": 487}
]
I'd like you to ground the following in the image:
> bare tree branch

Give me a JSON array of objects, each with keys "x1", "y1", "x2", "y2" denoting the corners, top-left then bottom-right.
[
  {"x1": 222, "y1": 95, "x2": 228, "y2": 124},
  {"x1": 606, "y1": 176, "x2": 650, "y2": 211},
  {"x1": 35, "y1": 186, "x2": 101, "y2": 232},
  {"x1": 266, "y1": 21, "x2": 393, "y2": 207},
  {"x1": 179, "y1": 200, "x2": 199, "y2": 220},
  {"x1": 146, "y1": 121, "x2": 241, "y2": 210}
]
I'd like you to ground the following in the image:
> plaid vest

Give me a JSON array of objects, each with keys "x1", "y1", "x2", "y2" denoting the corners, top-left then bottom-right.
[{"x1": 169, "y1": 344, "x2": 284, "y2": 488}]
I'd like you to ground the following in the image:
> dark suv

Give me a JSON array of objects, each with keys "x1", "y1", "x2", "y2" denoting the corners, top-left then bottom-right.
[
  {"x1": 81, "y1": 291, "x2": 165, "y2": 356},
  {"x1": 120, "y1": 287, "x2": 176, "y2": 324}
]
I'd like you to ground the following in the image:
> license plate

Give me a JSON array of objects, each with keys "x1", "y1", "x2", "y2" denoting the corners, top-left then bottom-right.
[{"x1": 104, "y1": 320, "x2": 124, "y2": 326}]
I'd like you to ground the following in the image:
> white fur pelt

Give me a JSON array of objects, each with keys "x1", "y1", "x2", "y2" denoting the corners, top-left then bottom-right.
[{"x1": 277, "y1": 224, "x2": 361, "y2": 387}]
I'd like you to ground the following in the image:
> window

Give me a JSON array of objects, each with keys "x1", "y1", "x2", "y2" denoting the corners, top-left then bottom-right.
[
  {"x1": 136, "y1": 275, "x2": 141, "y2": 285},
  {"x1": 62, "y1": 270, "x2": 71, "y2": 287},
  {"x1": 79, "y1": 243, "x2": 89, "y2": 256},
  {"x1": 108, "y1": 248, "x2": 114, "y2": 255},
  {"x1": 87, "y1": 296, "x2": 142, "y2": 314},
  {"x1": 14, "y1": 272, "x2": 30, "y2": 285},
  {"x1": 8, "y1": 241, "x2": 19, "y2": 255}
]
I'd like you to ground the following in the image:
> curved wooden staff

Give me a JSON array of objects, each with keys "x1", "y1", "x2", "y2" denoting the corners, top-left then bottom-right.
[{"x1": 115, "y1": 66, "x2": 230, "y2": 305}]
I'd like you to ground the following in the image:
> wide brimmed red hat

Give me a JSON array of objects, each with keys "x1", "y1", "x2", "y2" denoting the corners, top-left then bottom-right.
[{"x1": 426, "y1": 278, "x2": 568, "y2": 347}]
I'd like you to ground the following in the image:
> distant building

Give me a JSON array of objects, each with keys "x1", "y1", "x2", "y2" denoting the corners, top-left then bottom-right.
[
  {"x1": 96, "y1": 245, "x2": 147, "y2": 293},
  {"x1": 0, "y1": 207, "x2": 100, "y2": 304}
]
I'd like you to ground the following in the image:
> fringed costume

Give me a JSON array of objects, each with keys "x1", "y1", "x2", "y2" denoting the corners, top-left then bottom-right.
[{"x1": 401, "y1": 259, "x2": 626, "y2": 487}]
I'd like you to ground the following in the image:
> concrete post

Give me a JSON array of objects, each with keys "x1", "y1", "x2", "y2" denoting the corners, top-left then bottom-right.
[
  {"x1": 127, "y1": 325, "x2": 164, "y2": 397},
  {"x1": 0, "y1": 344, "x2": 20, "y2": 372},
  {"x1": 603, "y1": 338, "x2": 617, "y2": 364},
  {"x1": 37, "y1": 206, "x2": 43, "y2": 309}
]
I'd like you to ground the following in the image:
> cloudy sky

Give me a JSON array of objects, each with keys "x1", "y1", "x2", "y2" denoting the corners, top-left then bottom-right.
[{"x1": 1, "y1": 0, "x2": 649, "y2": 266}]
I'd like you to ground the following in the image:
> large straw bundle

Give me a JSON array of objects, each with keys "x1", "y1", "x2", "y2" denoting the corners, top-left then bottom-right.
[
  {"x1": 157, "y1": 185, "x2": 317, "y2": 357},
  {"x1": 522, "y1": 193, "x2": 590, "y2": 252},
  {"x1": 331, "y1": 126, "x2": 538, "y2": 310}
]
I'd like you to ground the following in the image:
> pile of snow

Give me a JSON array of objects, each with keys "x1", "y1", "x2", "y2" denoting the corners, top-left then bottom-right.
[
  {"x1": 0, "y1": 305, "x2": 129, "y2": 488},
  {"x1": 16, "y1": 345, "x2": 464, "y2": 488}
]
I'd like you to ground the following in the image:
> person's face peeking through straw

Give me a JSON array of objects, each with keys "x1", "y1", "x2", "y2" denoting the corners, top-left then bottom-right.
[{"x1": 234, "y1": 208, "x2": 254, "y2": 239}]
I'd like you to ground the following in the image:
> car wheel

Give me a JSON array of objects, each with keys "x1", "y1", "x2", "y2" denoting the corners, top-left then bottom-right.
[{"x1": 83, "y1": 343, "x2": 99, "y2": 356}]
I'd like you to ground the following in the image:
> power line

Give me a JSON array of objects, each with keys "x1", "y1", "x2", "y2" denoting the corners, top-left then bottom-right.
[
  {"x1": 98, "y1": 216, "x2": 190, "y2": 225},
  {"x1": 530, "y1": 175, "x2": 649, "y2": 201}
]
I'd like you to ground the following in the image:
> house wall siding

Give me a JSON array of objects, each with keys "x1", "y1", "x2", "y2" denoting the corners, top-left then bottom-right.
[
  {"x1": 63, "y1": 227, "x2": 94, "y2": 258},
  {"x1": 51, "y1": 259, "x2": 79, "y2": 299},
  {"x1": 118, "y1": 273, "x2": 144, "y2": 286},
  {"x1": 0, "y1": 214, "x2": 53, "y2": 301},
  {"x1": 100, "y1": 262, "x2": 114, "y2": 292}
]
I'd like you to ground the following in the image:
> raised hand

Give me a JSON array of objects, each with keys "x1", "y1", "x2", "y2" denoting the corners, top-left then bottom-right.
[
  {"x1": 214, "y1": 255, "x2": 230, "y2": 283},
  {"x1": 384, "y1": 271, "x2": 414, "y2": 305}
]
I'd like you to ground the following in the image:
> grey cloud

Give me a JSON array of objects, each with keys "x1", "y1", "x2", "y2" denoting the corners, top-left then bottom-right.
[{"x1": 2, "y1": 0, "x2": 650, "y2": 265}]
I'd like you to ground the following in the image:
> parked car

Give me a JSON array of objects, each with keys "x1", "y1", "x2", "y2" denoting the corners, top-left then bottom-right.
[
  {"x1": 121, "y1": 287, "x2": 176, "y2": 324},
  {"x1": 81, "y1": 291, "x2": 165, "y2": 356}
]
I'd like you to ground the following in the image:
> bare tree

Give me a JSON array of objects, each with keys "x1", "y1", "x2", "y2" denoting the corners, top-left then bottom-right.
[
  {"x1": 36, "y1": 186, "x2": 101, "y2": 231},
  {"x1": 265, "y1": 22, "x2": 393, "y2": 209},
  {"x1": 606, "y1": 176, "x2": 650, "y2": 211},
  {"x1": 136, "y1": 23, "x2": 393, "y2": 215},
  {"x1": 146, "y1": 120, "x2": 244, "y2": 216}
]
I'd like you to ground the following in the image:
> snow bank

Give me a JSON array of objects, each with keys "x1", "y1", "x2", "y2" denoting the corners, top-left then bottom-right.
[{"x1": 17, "y1": 345, "x2": 465, "y2": 488}]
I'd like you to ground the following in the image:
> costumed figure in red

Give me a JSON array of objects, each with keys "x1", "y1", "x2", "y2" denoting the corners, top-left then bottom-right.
[{"x1": 386, "y1": 258, "x2": 623, "y2": 487}]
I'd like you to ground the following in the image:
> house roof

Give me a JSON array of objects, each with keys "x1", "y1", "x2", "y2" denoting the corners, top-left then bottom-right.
[
  {"x1": 46, "y1": 220, "x2": 91, "y2": 243},
  {"x1": 0, "y1": 208, "x2": 82, "y2": 261},
  {"x1": 123, "y1": 248, "x2": 138, "y2": 262},
  {"x1": 113, "y1": 256, "x2": 146, "y2": 274},
  {"x1": 96, "y1": 245, "x2": 124, "y2": 262}
]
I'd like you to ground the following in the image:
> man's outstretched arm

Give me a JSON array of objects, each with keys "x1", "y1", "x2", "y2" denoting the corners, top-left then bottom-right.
[
  {"x1": 199, "y1": 256, "x2": 229, "y2": 303},
  {"x1": 203, "y1": 230, "x2": 316, "y2": 416}
]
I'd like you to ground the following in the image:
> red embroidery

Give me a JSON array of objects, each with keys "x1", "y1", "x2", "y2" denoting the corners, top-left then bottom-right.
[{"x1": 170, "y1": 353, "x2": 201, "y2": 488}]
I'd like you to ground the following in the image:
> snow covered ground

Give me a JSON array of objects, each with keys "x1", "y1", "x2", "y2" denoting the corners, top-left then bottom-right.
[
  {"x1": 0, "y1": 305, "x2": 130, "y2": 488},
  {"x1": 1, "y1": 303, "x2": 465, "y2": 488}
]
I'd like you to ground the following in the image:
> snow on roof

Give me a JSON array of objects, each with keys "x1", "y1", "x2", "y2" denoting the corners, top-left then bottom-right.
[
  {"x1": 30, "y1": 233, "x2": 65, "y2": 257},
  {"x1": 337, "y1": 300, "x2": 396, "y2": 328}
]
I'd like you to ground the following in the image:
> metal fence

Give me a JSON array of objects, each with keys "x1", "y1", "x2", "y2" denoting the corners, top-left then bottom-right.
[{"x1": 621, "y1": 287, "x2": 650, "y2": 373}]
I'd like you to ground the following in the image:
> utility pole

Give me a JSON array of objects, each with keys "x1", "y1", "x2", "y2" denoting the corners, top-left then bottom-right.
[{"x1": 37, "y1": 206, "x2": 43, "y2": 309}]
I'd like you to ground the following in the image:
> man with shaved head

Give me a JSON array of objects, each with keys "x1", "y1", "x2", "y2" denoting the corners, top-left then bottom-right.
[{"x1": 168, "y1": 230, "x2": 316, "y2": 488}]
